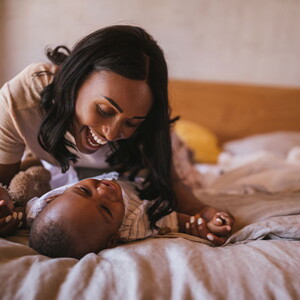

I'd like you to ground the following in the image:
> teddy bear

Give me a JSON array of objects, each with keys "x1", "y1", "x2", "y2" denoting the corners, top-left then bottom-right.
[
  {"x1": 8, "y1": 165, "x2": 52, "y2": 206},
  {"x1": 0, "y1": 165, "x2": 52, "y2": 237}
]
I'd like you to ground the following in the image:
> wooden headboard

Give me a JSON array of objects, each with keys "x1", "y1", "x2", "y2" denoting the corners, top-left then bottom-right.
[{"x1": 169, "y1": 80, "x2": 300, "y2": 143}]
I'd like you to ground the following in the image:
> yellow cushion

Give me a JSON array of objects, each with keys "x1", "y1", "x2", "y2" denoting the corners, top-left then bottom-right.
[{"x1": 174, "y1": 119, "x2": 220, "y2": 163}]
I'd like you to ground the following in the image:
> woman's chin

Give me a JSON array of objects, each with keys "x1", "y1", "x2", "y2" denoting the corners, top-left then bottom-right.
[{"x1": 77, "y1": 142, "x2": 102, "y2": 154}]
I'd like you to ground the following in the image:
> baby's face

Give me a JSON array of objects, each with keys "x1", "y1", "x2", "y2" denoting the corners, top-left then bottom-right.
[{"x1": 44, "y1": 179, "x2": 125, "y2": 257}]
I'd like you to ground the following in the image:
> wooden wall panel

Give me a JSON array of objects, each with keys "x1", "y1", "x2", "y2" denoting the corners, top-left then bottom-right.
[{"x1": 169, "y1": 80, "x2": 300, "y2": 143}]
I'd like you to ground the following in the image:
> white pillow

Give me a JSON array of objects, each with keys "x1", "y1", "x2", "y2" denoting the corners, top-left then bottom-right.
[{"x1": 223, "y1": 131, "x2": 300, "y2": 158}]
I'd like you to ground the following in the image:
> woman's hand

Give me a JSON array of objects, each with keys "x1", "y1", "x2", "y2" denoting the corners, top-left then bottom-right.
[
  {"x1": 182, "y1": 214, "x2": 228, "y2": 246},
  {"x1": 185, "y1": 214, "x2": 228, "y2": 246},
  {"x1": 178, "y1": 207, "x2": 235, "y2": 246}
]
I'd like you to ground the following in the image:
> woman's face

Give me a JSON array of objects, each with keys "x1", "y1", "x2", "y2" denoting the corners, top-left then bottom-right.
[{"x1": 72, "y1": 71, "x2": 153, "y2": 154}]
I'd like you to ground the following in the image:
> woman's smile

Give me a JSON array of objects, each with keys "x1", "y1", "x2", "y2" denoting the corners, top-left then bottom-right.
[
  {"x1": 86, "y1": 127, "x2": 108, "y2": 148},
  {"x1": 82, "y1": 126, "x2": 105, "y2": 152},
  {"x1": 88, "y1": 128, "x2": 108, "y2": 145}
]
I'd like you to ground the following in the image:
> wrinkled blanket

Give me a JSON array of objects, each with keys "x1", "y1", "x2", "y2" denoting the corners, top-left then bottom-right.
[
  {"x1": 1, "y1": 188, "x2": 299, "y2": 300},
  {"x1": 2, "y1": 141, "x2": 300, "y2": 299}
]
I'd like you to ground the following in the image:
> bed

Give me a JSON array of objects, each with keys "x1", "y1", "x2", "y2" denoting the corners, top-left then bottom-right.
[{"x1": 1, "y1": 80, "x2": 300, "y2": 300}]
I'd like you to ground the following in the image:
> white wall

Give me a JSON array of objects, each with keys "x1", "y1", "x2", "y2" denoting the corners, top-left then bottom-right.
[{"x1": 1, "y1": 0, "x2": 300, "y2": 87}]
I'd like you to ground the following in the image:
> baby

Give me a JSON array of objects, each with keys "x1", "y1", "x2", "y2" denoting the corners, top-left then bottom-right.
[
  {"x1": 25, "y1": 172, "x2": 231, "y2": 259},
  {"x1": 1, "y1": 172, "x2": 232, "y2": 259}
]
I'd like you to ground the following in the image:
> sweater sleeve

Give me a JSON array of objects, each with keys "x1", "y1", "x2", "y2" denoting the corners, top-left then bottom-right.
[
  {"x1": 0, "y1": 63, "x2": 56, "y2": 164},
  {"x1": 0, "y1": 82, "x2": 25, "y2": 164},
  {"x1": 155, "y1": 211, "x2": 179, "y2": 234}
]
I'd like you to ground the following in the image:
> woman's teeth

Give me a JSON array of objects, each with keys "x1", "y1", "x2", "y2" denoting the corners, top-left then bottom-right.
[
  {"x1": 87, "y1": 138, "x2": 100, "y2": 147},
  {"x1": 88, "y1": 129, "x2": 108, "y2": 146}
]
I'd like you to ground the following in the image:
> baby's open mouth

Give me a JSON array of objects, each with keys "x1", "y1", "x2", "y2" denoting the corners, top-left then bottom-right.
[{"x1": 100, "y1": 180, "x2": 117, "y2": 193}]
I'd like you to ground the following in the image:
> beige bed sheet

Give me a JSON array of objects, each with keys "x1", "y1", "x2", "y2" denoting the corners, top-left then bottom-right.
[{"x1": 1, "y1": 189, "x2": 300, "y2": 300}]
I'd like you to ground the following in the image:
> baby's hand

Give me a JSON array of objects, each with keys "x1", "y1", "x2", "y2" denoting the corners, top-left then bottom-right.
[
  {"x1": 200, "y1": 207, "x2": 234, "y2": 234},
  {"x1": 182, "y1": 214, "x2": 227, "y2": 246},
  {"x1": 185, "y1": 207, "x2": 234, "y2": 245},
  {"x1": 206, "y1": 212, "x2": 233, "y2": 237}
]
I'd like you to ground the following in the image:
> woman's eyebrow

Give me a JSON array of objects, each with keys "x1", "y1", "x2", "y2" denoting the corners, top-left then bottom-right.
[
  {"x1": 101, "y1": 95, "x2": 123, "y2": 113},
  {"x1": 101, "y1": 94, "x2": 148, "y2": 119}
]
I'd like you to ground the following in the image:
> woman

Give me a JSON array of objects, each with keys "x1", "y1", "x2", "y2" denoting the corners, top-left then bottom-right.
[{"x1": 0, "y1": 25, "x2": 234, "y2": 244}]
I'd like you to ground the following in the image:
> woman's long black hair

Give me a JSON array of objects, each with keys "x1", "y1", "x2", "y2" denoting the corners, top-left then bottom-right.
[{"x1": 38, "y1": 25, "x2": 176, "y2": 229}]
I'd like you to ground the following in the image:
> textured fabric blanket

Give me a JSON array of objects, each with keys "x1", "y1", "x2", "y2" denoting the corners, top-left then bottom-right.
[{"x1": 1, "y1": 189, "x2": 299, "y2": 300}]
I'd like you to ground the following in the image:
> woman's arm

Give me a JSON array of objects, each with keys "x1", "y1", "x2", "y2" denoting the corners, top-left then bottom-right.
[
  {"x1": 172, "y1": 167, "x2": 205, "y2": 214},
  {"x1": 172, "y1": 167, "x2": 235, "y2": 243}
]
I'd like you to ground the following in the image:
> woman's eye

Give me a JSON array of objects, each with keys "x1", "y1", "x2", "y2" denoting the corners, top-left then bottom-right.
[
  {"x1": 126, "y1": 121, "x2": 140, "y2": 128},
  {"x1": 97, "y1": 105, "x2": 115, "y2": 117}
]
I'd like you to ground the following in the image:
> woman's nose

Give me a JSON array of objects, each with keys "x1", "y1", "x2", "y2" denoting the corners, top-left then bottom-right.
[{"x1": 102, "y1": 122, "x2": 122, "y2": 141}]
